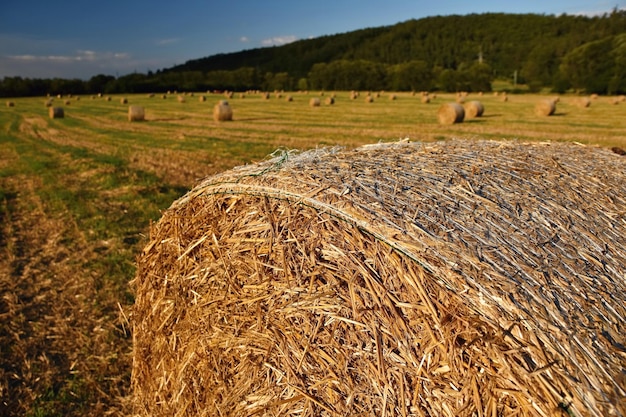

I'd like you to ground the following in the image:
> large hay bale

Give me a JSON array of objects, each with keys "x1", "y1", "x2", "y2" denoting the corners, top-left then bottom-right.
[
  {"x1": 437, "y1": 102, "x2": 464, "y2": 124},
  {"x1": 131, "y1": 139, "x2": 626, "y2": 417},
  {"x1": 213, "y1": 100, "x2": 232, "y2": 121},
  {"x1": 49, "y1": 107, "x2": 64, "y2": 119},
  {"x1": 128, "y1": 105, "x2": 145, "y2": 122},
  {"x1": 535, "y1": 99, "x2": 556, "y2": 116},
  {"x1": 464, "y1": 100, "x2": 484, "y2": 118}
]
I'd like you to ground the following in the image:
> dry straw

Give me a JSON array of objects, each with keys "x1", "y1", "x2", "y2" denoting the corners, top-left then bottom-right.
[
  {"x1": 131, "y1": 139, "x2": 626, "y2": 417},
  {"x1": 128, "y1": 105, "x2": 145, "y2": 122},
  {"x1": 213, "y1": 100, "x2": 232, "y2": 121},
  {"x1": 48, "y1": 107, "x2": 64, "y2": 119},
  {"x1": 535, "y1": 99, "x2": 556, "y2": 116},
  {"x1": 437, "y1": 102, "x2": 464, "y2": 124},
  {"x1": 464, "y1": 100, "x2": 484, "y2": 119}
]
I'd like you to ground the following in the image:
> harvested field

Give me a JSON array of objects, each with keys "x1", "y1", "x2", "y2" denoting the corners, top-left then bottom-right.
[
  {"x1": 0, "y1": 92, "x2": 625, "y2": 416},
  {"x1": 132, "y1": 139, "x2": 626, "y2": 417}
]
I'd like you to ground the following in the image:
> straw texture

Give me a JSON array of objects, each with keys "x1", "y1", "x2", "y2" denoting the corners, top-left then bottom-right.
[{"x1": 132, "y1": 139, "x2": 626, "y2": 417}]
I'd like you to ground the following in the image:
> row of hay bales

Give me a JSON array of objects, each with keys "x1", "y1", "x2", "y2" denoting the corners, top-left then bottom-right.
[
  {"x1": 437, "y1": 101, "x2": 484, "y2": 125},
  {"x1": 127, "y1": 100, "x2": 233, "y2": 122}
]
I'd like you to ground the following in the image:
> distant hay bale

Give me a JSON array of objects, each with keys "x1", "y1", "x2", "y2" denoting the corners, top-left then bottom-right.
[
  {"x1": 120, "y1": 98, "x2": 128, "y2": 104},
  {"x1": 213, "y1": 100, "x2": 232, "y2": 121},
  {"x1": 535, "y1": 99, "x2": 556, "y2": 116},
  {"x1": 365, "y1": 95, "x2": 374, "y2": 103},
  {"x1": 455, "y1": 95, "x2": 465, "y2": 104},
  {"x1": 131, "y1": 139, "x2": 626, "y2": 417},
  {"x1": 431, "y1": 93, "x2": 437, "y2": 99},
  {"x1": 263, "y1": 92, "x2": 270, "y2": 100},
  {"x1": 285, "y1": 95, "x2": 293, "y2": 102},
  {"x1": 501, "y1": 95, "x2": 509, "y2": 102},
  {"x1": 309, "y1": 97, "x2": 321, "y2": 107},
  {"x1": 6, "y1": 101, "x2": 15, "y2": 107},
  {"x1": 49, "y1": 107, "x2": 64, "y2": 119},
  {"x1": 590, "y1": 93, "x2": 599, "y2": 100},
  {"x1": 128, "y1": 106, "x2": 145, "y2": 122},
  {"x1": 350, "y1": 91, "x2": 358, "y2": 100},
  {"x1": 325, "y1": 97, "x2": 334, "y2": 105},
  {"x1": 148, "y1": 93, "x2": 155, "y2": 98},
  {"x1": 464, "y1": 100, "x2": 484, "y2": 118},
  {"x1": 224, "y1": 91, "x2": 233, "y2": 99},
  {"x1": 198, "y1": 95, "x2": 206, "y2": 102},
  {"x1": 106, "y1": 96, "x2": 112, "y2": 101},
  {"x1": 177, "y1": 96, "x2": 185, "y2": 103},
  {"x1": 577, "y1": 97, "x2": 591, "y2": 108},
  {"x1": 421, "y1": 95, "x2": 431, "y2": 104},
  {"x1": 437, "y1": 102, "x2": 464, "y2": 124},
  {"x1": 389, "y1": 94, "x2": 396, "y2": 101},
  {"x1": 239, "y1": 93, "x2": 245, "y2": 99},
  {"x1": 64, "y1": 100, "x2": 71, "y2": 105},
  {"x1": 45, "y1": 99, "x2": 53, "y2": 107},
  {"x1": 162, "y1": 95, "x2": 167, "y2": 99}
]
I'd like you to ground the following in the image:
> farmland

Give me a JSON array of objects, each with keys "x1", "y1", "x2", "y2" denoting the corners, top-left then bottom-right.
[{"x1": 1, "y1": 91, "x2": 625, "y2": 416}]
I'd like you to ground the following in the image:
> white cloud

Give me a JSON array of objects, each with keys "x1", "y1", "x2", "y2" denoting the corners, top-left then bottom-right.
[
  {"x1": 260, "y1": 35, "x2": 297, "y2": 47},
  {"x1": 240, "y1": 36, "x2": 250, "y2": 43}
]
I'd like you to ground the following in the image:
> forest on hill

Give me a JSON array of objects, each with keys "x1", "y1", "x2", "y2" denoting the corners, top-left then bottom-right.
[{"x1": 2, "y1": 11, "x2": 626, "y2": 97}]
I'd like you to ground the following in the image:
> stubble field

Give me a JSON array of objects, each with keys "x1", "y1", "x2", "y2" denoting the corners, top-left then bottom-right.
[{"x1": 0, "y1": 90, "x2": 625, "y2": 416}]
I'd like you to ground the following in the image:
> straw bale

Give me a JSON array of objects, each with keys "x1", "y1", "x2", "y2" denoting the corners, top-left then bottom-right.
[
  {"x1": 49, "y1": 107, "x2": 64, "y2": 119},
  {"x1": 437, "y1": 102, "x2": 464, "y2": 124},
  {"x1": 213, "y1": 100, "x2": 232, "y2": 121},
  {"x1": 177, "y1": 95, "x2": 186, "y2": 103},
  {"x1": 198, "y1": 95, "x2": 206, "y2": 102},
  {"x1": 6, "y1": 101, "x2": 15, "y2": 107},
  {"x1": 464, "y1": 100, "x2": 484, "y2": 118},
  {"x1": 285, "y1": 95, "x2": 293, "y2": 102},
  {"x1": 120, "y1": 97, "x2": 128, "y2": 104},
  {"x1": 309, "y1": 97, "x2": 321, "y2": 107},
  {"x1": 365, "y1": 95, "x2": 374, "y2": 103},
  {"x1": 576, "y1": 97, "x2": 591, "y2": 108},
  {"x1": 132, "y1": 139, "x2": 626, "y2": 417},
  {"x1": 44, "y1": 99, "x2": 53, "y2": 107},
  {"x1": 421, "y1": 95, "x2": 430, "y2": 103},
  {"x1": 325, "y1": 97, "x2": 335, "y2": 105},
  {"x1": 128, "y1": 105, "x2": 145, "y2": 122},
  {"x1": 535, "y1": 99, "x2": 556, "y2": 116}
]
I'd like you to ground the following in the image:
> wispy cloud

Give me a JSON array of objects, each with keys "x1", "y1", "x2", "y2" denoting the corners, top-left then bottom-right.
[
  {"x1": 156, "y1": 38, "x2": 181, "y2": 46},
  {"x1": 261, "y1": 35, "x2": 297, "y2": 47},
  {"x1": 240, "y1": 36, "x2": 250, "y2": 43},
  {"x1": 8, "y1": 50, "x2": 130, "y2": 63}
]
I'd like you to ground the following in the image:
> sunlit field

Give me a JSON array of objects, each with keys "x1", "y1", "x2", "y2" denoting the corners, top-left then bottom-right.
[{"x1": 1, "y1": 90, "x2": 625, "y2": 416}]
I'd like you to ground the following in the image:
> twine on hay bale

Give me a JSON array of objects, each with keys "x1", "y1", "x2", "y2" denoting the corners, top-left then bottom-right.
[
  {"x1": 464, "y1": 100, "x2": 484, "y2": 119},
  {"x1": 48, "y1": 107, "x2": 64, "y2": 119},
  {"x1": 213, "y1": 100, "x2": 232, "y2": 121},
  {"x1": 437, "y1": 102, "x2": 464, "y2": 124},
  {"x1": 128, "y1": 105, "x2": 145, "y2": 122},
  {"x1": 535, "y1": 99, "x2": 556, "y2": 116},
  {"x1": 132, "y1": 139, "x2": 626, "y2": 417}
]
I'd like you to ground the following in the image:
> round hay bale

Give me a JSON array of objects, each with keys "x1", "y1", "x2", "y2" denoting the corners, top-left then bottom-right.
[
  {"x1": 198, "y1": 95, "x2": 206, "y2": 102},
  {"x1": 309, "y1": 97, "x2": 321, "y2": 107},
  {"x1": 263, "y1": 92, "x2": 270, "y2": 100},
  {"x1": 285, "y1": 95, "x2": 293, "y2": 102},
  {"x1": 213, "y1": 100, "x2": 232, "y2": 121},
  {"x1": 132, "y1": 139, "x2": 626, "y2": 417},
  {"x1": 464, "y1": 100, "x2": 484, "y2": 118},
  {"x1": 325, "y1": 97, "x2": 335, "y2": 105},
  {"x1": 437, "y1": 102, "x2": 464, "y2": 124},
  {"x1": 49, "y1": 107, "x2": 64, "y2": 119},
  {"x1": 501, "y1": 95, "x2": 509, "y2": 102},
  {"x1": 577, "y1": 97, "x2": 591, "y2": 108},
  {"x1": 535, "y1": 99, "x2": 556, "y2": 116},
  {"x1": 128, "y1": 106, "x2": 145, "y2": 122},
  {"x1": 162, "y1": 94, "x2": 167, "y2": 99},
  {"x1": 120, "y1": 97, "x2": 128, "y2": 104},
  {"x1": 177, "y1": 96, "x2": 186, "y2": 103},
  {"x1": 106, "y1": 96, "x2": 112, "y2": 101},
  {"x1": 44, "y1": 99, "x2": 53, "y2": 107},
  {"x1": 64, "y1": 100, "x2": 71, "y2": 105},
  {"x1": 389, "y1": 94, "x2": 396, "y2": 101},
  {"x1": 421, "y1": 95, "x2": 431, "y2": 104},
  {"x1": 6, "y1": 101, "x2": 15, "y2": 107},
  {"x1": 365, "y1": 95, "x2": 374, "y2": 103}
]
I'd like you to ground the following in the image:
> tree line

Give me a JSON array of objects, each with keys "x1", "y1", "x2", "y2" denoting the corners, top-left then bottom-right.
[{"x1": 1, "y1": 11, "x2": 625, "y2": 97}]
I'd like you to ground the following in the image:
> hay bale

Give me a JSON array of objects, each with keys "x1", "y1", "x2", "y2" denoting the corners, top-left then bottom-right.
[
  {"x1": 389, "y1": 94, "x2": 396, "y2": 101},
  {"x1": 325, "y1": 97, "x2": 335, "y2": 105},
  {"x1": 6, "y1": 101, "x2": 15, "y2": 107},
  {"x1": 421, "y1": 95, "x2": 430, "y2": 104},
  {"x1": 309, "y1": 97, "x2": 321, "y2": 107},
  {"x1": 285, "y1": 95, "x2": 293, "y2": 102},
  {"x1": 177, "y1": 96, "x2": 185, "y2": 103},
  {"x1": 437, "y1": 102, "x2": 464, "y2": 124},
  {"x1": 365, "y1": 95, "x2": 374, "y2": 103},
  {"x1": 64, "y1": 100, "x2": 71, "y2": 105},
  {"x1": 106, "y1": 96, "x2": 112, "y2": 101},
  {"x1": 198, "y1": 95, "x2": 206, "y2": 102},
  {"x1": 464, "y1": 100, "x2": 484, "y2": 118},
  {"x1": 262, "y1": 92, "x2": 270, "y2": 100},
  {"x1": 132, "y1": 139, "x2": 626, "y2": 417},
  {"x1": 213, "y1": 100, "x2": 232, "y2": 121},
  {"x1": 535, "y1": 99, "x2": 556, "y2": 116},
  {"x1": 128, "y1": 106, "x2": 145, "y2": 122},
  {"x1": 120, "y1": 97, "x2": 128, "y2": 104},
  {"x1": 49, "y1": 107, "x2": 64, "y2": 119},
  {"x1": 44, "y1": 99, "x2": 53, "y2": 107},
  {"x1": 577, "y1": 97, "x2": 591, "y2": 108}
]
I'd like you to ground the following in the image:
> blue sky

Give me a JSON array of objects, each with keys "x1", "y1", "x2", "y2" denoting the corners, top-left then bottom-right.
[{"x1": 0, "y1": 0, "x2": 624, "y2": 79}]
